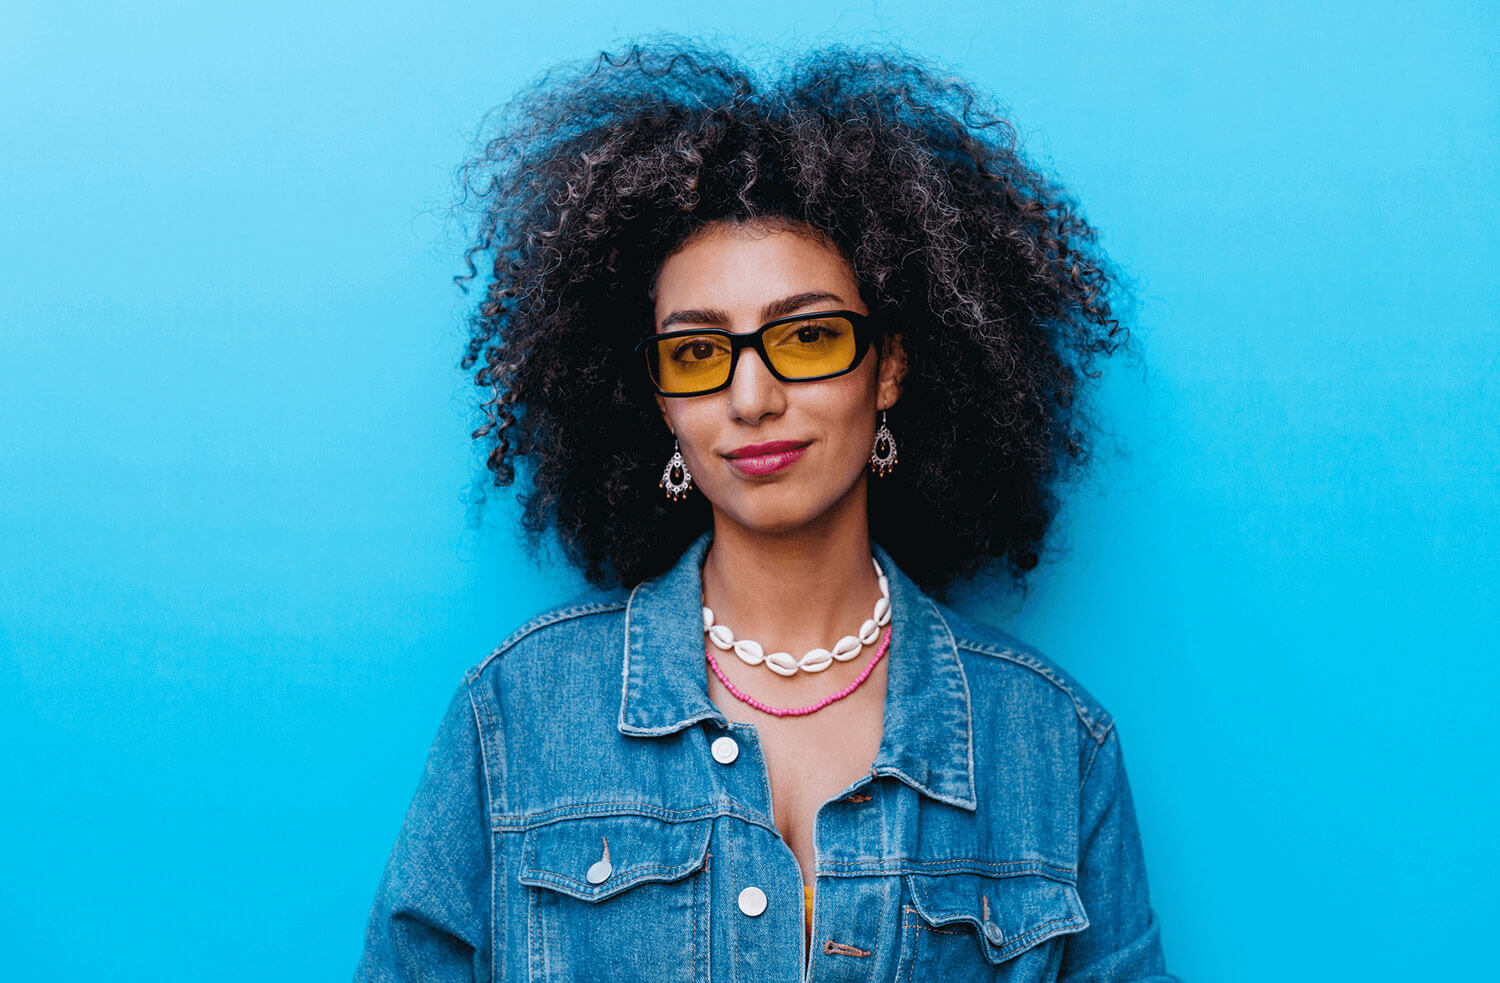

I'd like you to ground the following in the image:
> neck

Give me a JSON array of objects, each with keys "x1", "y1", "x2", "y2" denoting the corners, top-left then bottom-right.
[{"x1": 700, "y1": 484, "x2": 883, "y2": 657}]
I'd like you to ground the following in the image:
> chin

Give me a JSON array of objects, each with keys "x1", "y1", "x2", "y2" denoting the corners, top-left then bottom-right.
[
  {"x1": 719, "y1": 503, "x2": 820, "y2": 537},
  {"x1": 711, "y1": 485, "x2": 857, "y2": 538}
]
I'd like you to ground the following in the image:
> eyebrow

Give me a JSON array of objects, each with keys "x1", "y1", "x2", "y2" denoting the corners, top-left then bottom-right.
[{"x1": 659, "y1": 291, "x2": 847, "y2": 331}]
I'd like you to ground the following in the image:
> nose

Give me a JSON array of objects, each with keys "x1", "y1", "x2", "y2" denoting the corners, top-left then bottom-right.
[{"x1": 725, "y1": 345, "x2": 785, "y2": 424}]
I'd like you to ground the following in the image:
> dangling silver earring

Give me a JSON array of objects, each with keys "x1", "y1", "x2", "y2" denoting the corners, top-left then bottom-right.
[
  {"x1": 660, "y1": 438, "x2": 693, "y2": 501},
  {"x1": 870, "y1": 411, "x2": 898, "y2": 477}
]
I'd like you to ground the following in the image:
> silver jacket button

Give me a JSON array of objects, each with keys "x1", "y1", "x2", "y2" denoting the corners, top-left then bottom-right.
[
  {"x1": 737, "y1": 885, "x2": 767, "y2": 916},
  {"x1": 711, "y1": 735, "x2": 739, "y2": 764},
  {"x1": 587, "y1": 838, "x2": 612, "y2": 884}
]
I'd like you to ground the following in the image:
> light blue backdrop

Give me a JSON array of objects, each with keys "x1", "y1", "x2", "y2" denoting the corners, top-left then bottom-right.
[{"x1": 3, "y1": 2, "x2": 1496, "y2": 980}]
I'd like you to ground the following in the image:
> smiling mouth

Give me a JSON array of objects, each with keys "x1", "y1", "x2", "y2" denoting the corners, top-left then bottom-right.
[
  {"x1": 724, "y1": 441, "x2": 812, "y2": 477},
  {"x1": 725, "y1": 440, "x2": 810, "y2": 459}
]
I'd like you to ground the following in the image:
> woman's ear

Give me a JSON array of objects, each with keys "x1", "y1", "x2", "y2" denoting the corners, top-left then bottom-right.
[
  {"x1": 876, "y1": 333, "x2": 907, "y2": 411},
  {"x1": 655, "y1": 394, "x2": 672, "y2": 434}
]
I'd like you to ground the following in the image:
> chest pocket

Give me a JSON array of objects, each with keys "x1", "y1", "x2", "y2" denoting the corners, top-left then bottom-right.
[
  {"x1": 518, "y1": 813, "x2": 712, "y2": 983},
  {"x1": 899, "y1": 871, "x2": 1088, "y2": 982}
]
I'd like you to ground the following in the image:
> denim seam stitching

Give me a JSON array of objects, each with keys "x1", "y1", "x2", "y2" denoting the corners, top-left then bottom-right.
[
  {"x1": 495, "y1": 802, "x2": 716, "y2": 825},
  {"x1": 899, "y1": 907, "x2": 920, "y2": 983},
  {"x1": 469, "y1": 601, "x2": 627, "y2": 677},
  {"x1": 821, "y1": 858, "x2": 1075, "y2": 879},
  {"x1": 905, "y1": 905, "x2": 1085, "y2": 961},
  {"x1": 521, "y1": 859, "x2": 704, "y2": 893},
  {"x1": 525, "y1": 832, "x2": 540, "y2": 982},
  {"x1": 467, "y1": 679, "x2": 503, "y2": 812},
  {"x1": 989, "y1": 913, "x2": 1087, "y2": 956},
  {"x1": 873, "y1": 765, "x2": 976, "y2": 812},
  {"x1": 619, "y1": 583, "x2": 641, "y2": 734},
  {"x1": 927, "y1": 598, "x2": 979, "y2": 807},
  {"x1": 953, "y1": 640, "x2": 1110, "y2": 740},
  {"x1": 731, "y1": 848, "x2": 743, "y2": 983},
  {"x1": 492, "y1": 801, "x2": 769, "y2": 832},
  {"x1": 465, "y1": 685, "x2": 499, "y2": 983},
  {"x1": 696, "y1": 851, "x2": 711, "y2": 983},
  {"x1": 1078, "y1": 720, "x2": 1114, "y2": 792}
]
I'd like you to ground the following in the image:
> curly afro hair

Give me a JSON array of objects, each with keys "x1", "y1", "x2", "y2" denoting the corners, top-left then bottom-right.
[{"x1": 458, "y1": 40, "x2": 1125, "y2": 595}]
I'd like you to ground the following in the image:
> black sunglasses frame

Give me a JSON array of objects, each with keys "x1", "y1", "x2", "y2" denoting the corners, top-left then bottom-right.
[{"x1": 637, "y1": 309, "x2": 878, "y2": 398}]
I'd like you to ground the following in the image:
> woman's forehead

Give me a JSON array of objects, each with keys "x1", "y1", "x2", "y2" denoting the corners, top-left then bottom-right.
[{"x1": 653, "y1": 221, "x2": 860, "y2": 324}]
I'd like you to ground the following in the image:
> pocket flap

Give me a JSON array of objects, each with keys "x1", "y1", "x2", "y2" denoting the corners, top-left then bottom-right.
[
  {"x1": 907, "y1": 871, "x2": 1088, "y2": 963},
  {"x1": 518, "y1": 814, "x2": 712, "y2": 903}
]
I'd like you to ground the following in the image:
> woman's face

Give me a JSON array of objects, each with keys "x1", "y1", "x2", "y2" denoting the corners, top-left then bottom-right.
[{"x1": 652, "y1": 221, "x2": 904, "y2": 538}]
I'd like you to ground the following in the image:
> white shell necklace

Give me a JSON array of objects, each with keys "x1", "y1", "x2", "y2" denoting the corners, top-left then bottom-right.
[{"x1": 701, "y1": 557, "x2": 892, "y2": 677}]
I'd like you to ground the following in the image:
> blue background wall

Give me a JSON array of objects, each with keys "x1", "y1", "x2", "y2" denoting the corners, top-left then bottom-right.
[{"x1": 3, "y1": 2, "x2": 1496, "y2": 980}]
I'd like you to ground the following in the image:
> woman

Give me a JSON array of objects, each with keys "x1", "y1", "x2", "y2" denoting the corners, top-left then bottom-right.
[{"x1": 358, "y1": 42, "x2": 1177, "y2": 982}]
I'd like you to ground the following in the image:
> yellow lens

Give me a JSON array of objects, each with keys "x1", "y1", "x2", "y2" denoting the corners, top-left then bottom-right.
[
  {"x1": 654, "y1": 333, "x2": 732, "y2": 393},
  {"x1": 764, "y1": 317, "x2": 856, "y2": 379}
]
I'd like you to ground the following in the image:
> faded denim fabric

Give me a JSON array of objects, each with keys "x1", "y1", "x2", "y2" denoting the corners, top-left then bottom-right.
[{"x1": 357, "y1": 534, "x2": 1177, "y2": 982}]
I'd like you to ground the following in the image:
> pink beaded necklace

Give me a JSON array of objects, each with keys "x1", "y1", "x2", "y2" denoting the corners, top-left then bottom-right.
[{"x1": 705, "y1": 625, "x2": 891, "y2": 717}]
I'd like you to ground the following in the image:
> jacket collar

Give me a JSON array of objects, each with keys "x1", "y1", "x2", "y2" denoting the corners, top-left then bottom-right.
[{"x1": 618, "y1": 532, "x2": 977, "y2": 811}]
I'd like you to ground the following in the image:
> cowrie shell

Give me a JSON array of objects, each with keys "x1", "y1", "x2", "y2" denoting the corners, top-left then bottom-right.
[
  {"x1": 858, "y1": 619, "x2": 880, "y2": 645},
  {"x1": 831, "y1": 635, "x2": 862, "y2": 661},
  {"x1": 732, "y1": 639, "x2": 765, "y2": 666},
  {"x1": 708, "y1": 624, "x2": 735, "y2": 650},
  {"x1": 874, "y1": 596, "x2": 891, "y2": 626},
  {"x1": 799, "y1": 649, "x2": 834, "y2": 673},
  {"x1": 764, "y1": 651, "x2": 799, "y2": 676}
]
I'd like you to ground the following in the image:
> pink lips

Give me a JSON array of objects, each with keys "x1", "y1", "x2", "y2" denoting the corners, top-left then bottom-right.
[{"x1": 725, "y1": 440, "x2": 811, "y2": 477}]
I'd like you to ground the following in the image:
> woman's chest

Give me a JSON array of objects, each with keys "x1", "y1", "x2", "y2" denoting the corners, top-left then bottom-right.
[
  {"x1": 755, "y1": 712, "x2": 885, "y2": 886},
  {"x1": 498, "y1": 721, "x2": 1088, "y2": 983}
]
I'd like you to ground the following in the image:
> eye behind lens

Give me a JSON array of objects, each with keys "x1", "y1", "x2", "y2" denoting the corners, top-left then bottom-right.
[
  {"x1": 654, "y1": 334, "x2": 730, "y2": 393},
  {"x1": 767, "y1": 316, "x2": 856, "y2": 376}
]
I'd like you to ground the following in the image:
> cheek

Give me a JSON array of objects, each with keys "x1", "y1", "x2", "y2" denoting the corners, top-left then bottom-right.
[
  {"x1": 813, "y1": 381, "x2": 880, "y2": 461},
  {"x1": 663, "y1": 403, "x2": 719, "y2": 460}
]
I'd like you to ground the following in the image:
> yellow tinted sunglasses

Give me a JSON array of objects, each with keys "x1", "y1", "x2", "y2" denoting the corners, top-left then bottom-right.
[{"x1": 639, "y1": 310, "x2": 877, "y2": 397}]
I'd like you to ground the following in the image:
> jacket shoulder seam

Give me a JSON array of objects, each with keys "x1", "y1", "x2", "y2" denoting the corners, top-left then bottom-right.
[
  {"x1": 954, "y1": 639, "x2": 1112, "y2": 742},
  {"x1": 467, "y1": 600, "x2": 627, "y2": 680},
  {"x1": 1077, "y1": 718, "x2": 1117, "y2": 790}
]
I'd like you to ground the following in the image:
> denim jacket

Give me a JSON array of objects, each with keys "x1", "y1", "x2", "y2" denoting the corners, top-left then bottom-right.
[{"x1": 357, "y1": 535, "x2": 1177, "y2": 982}]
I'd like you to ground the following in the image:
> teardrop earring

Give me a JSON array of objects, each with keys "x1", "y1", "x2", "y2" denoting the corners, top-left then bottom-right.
[
  {"x1": 870, "y1": 411, "x2": 898, "y2": 477},
  {"x1": 660, "y1": 439, "x2": 694, "y2": 501}
]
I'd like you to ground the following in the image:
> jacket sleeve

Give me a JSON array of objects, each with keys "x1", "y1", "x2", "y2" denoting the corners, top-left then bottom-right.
[
  {"x1": 1059, "y1": 725, "x2": 1180, "y2": 983},
  {"x1": 355, "y1": 683, "x2": 491, "y2": 983}
]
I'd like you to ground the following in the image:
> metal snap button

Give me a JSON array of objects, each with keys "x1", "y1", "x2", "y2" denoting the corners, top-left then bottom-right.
[
  {"x1": 738, "y1": 885, "x2": 767, "y2": 916},
  {"x1": 587, "y1": 837, "x2": 612, "y2": 884},
  {"x1": 711, "y1": 735, "x2": 740, "y2": 764}
]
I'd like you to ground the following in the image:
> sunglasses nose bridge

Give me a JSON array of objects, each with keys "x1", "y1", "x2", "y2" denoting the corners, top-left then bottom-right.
[
  {"x1": 726, "y1": 330, "x2": 779, "y2": 385},
  {"x1": 724, "y1": 333, "x2": 787, "y2": 420}
]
